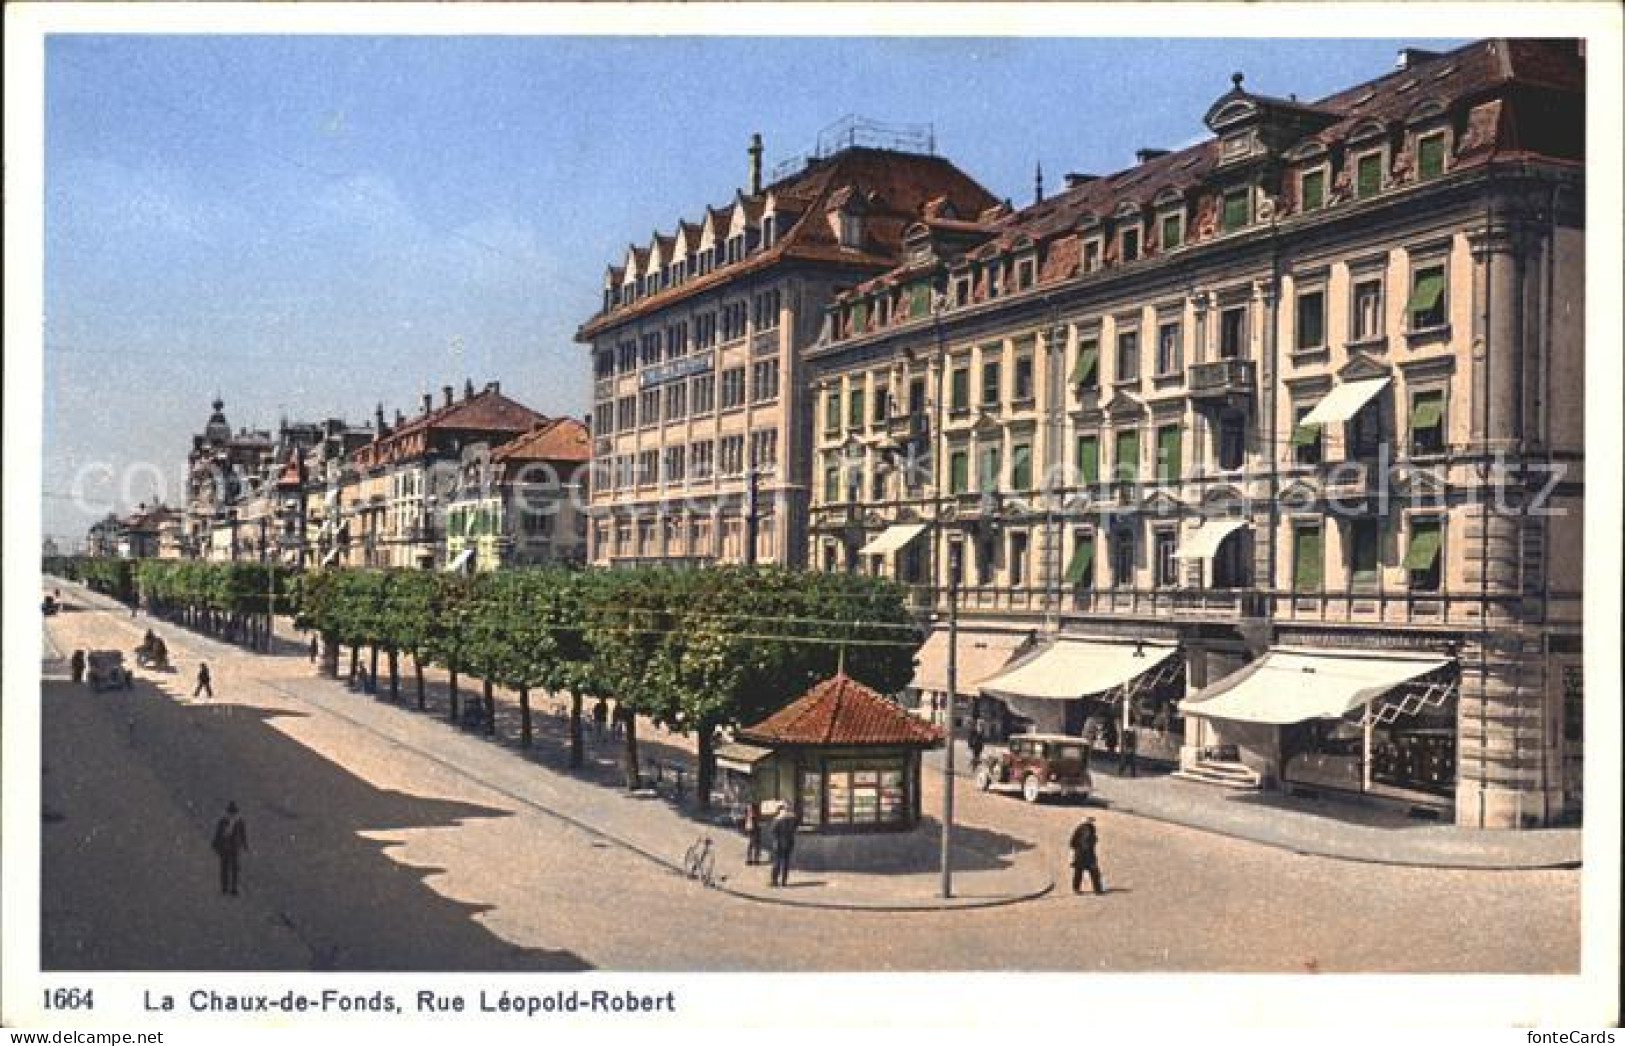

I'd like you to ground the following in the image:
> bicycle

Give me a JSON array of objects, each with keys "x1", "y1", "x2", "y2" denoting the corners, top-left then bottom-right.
[{"x1": 681, "y1": 835, "x2": 716, "y2": 887}]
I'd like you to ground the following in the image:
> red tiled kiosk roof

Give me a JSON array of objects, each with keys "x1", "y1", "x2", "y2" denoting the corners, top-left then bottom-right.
[{"x1": 740, "y1": 673, "x2": 944, "y2": 747}]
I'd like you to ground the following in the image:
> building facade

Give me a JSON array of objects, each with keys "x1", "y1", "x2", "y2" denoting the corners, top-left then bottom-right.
[
  {"x1": 805, "y1": 40, "x2": 1584, "y2": 829},
  {"x1": 442, "y1": 417, "x2": 593, "y2": 572},
  {"x1": 577, "y1": 132, "x2": 997, "y2": 569}
]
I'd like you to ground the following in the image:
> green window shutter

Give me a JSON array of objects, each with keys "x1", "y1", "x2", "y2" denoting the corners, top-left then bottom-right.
[
  {"x1": 849, "y1": 388, "x2": 865, "y2": 428},
  {"x1": 909, "y1": 282, "x2": 931, "y2": 318},
  {"x1": 1156, "y1": 426, "x2": 1181, "y2": 480},
  {"x1": 1290, "y1": 422, "x2": 1322, "y2": 448},
  {"x1": 825, "y1": 390, "x2": 842, "y2": 433},
  {"x1": 1071, "y1": 343, "x2": 1099, "y2": 386},
  {"x1": 1114, "y1": 430, "x2": 1140, "y2": 482},
  {"x1": 1161, "y1": 213, "x2": 1181, "y2": 249},
  {"x1": 1293, "y1": 526, "x2": 1323, "y2": 591},
  {"x1": 1410, "y1": 390, "x2": 1445, "y2": 431},
  {"x1": 824, "y1": 467, "x2": 840, "y2": 503},
  {"x1": 1077, "y1": 435, "x2": 1099, "y2": 485},
  {"x1": 1064, "y1": 535, "x2": 1095, "y2": 585},
  {"x1": 1417, "y1": 135, "x2": 1445, "y2": 179},
  {"x1": 950, "y1": 452, "x2": 968, "y2": 494},
  {"x1": 1356, "y1": 154, "x2": 1382, "y2": 197},
  {"x1": 979, "y1": 446, "x2": 1002, "y2": 491},
  {"x1": 951, "y1": 369, "x2": 969, "y2": 410},
  {"x1": 1012, "y1": 444, "x2": 1032, "y2": 490},
  {"x1": 1222, "y1": 191, "x2": 1249, "y2": 231},
  {"x1": 1301, "y1": 169, "x2": 1325, "y2": 211},
  {"x1": 1403, "y1": 521, "x2": 1443, "y2": 571},
  {"x1": 1407, "y1": 271, "x2": 1445, "y2": 314}
]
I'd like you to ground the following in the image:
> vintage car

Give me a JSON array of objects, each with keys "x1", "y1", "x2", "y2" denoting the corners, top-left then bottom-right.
[
  {"x1": 86, "y1": 650, "x2": 133, "y2": 692},
  {"x1": 975, "y1": 733, "x2": 1094, "y2": 803}
]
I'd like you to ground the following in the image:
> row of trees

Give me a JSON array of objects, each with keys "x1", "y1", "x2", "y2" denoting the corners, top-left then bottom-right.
[
  {"x1": 136, "y1": 560, "x2": 299, "y2": 650},
  {"x1": 46, "y1": 556, "x2": 138, "y2": 605}
]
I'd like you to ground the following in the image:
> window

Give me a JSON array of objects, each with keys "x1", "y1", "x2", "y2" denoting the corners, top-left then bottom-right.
[
  {"x1": 637, "y1": 449, "x2": 658, "y2": 487},
  {"x1": 694, "y1": 312, "x2": 717, "y2": 348},
  {"x1": 1221, "y1": 188, "x2": 1250, "y2": 231},
  {"x1": 1115, "y1": 328, "x2": 1140, "y2": 382},
  {"x1": 848, "y1": 386, "x2": 866, "y2": 429},
  {"x1": 1349, "y1": 518, "x2": 1379, "y2": 585},
  {"x1": 639, "y1": 389, "x2": 660, "y2": 427},
  {"x1": 753, "y1": 289, "x2": 782, "y2": 329},
  {"x1": 1009, "y1": 531, "x2": 1029, "y2": 586},
  {"x1": 1072, "y1": 337, "x2": 1100, "y2": 389},
  {"x1": 720, "y1": 367, "x2": 746, "y2": 410},
  {"x1": 1076, "y1": 434, "x2": 1099, "y2": 486},
  {"x1": 1404, "y1": 517, "x2": 1442, "y2": 591},
  {"x1": 1417, "y1": 132, "x2": 1447, "y2": 180},
  {"x1": 1295, "y1": 289, "x2": 1327, "y2": 351},
  {"x1": 662, "y1": 445, "x2": 686, "y2": 484},
  {"x1": 981, "y1": 359, "x2": 1002, "y2": 405},
  {"x1": 1352, "y1": 277, "x2": 1384, "y2": 341},
  {"x1": 1082, "y1": 239, "x2": 1102, "y2": 273},
  {"x1": 1292, "y1": 522, "x2": 1323, "y2": 591},
  {"x1": 665, "y1": 322, "x2": 689, "y2": 359},
  {"x1": 691, "y1": 374, "x2": 715, "y2": 415},
  {"x1": 873, "y1": 383, "x2": 890, "y2": 424},
  {"x1": 870, "y1": 468, "x2": 888, "y2": 502},
  {"x1": 978, "y1": 444, "x2": 1002, "y2": 492},
  {"x1": 1351, "y1": 394, "x2": 1384, "y2": 459},
  {"x1": 1410, "y1": 389, "x2": 1446, "y2": 455},
  {"x1": 1114, "y1": 429, "x2": 1140, "y2": 482},
  {"x1": 664, "y1": 382, "x2": 686, "y2": 421},
  {"x1": 1355, "y1": 152, "x2": 1383, "y2": 198},
  {"x1": 1120, "y1": 226, "x2": 1141, "y2": 263},
  {"x1": 1016, "y1": 258, "x2": 1036, "y2": 290},
  {"x1": 1156, "y1": 322, "x2": 1182, "y2": 376},
  {"x1": 1407, "y1": 264, "x2": 1447, "y2": 330},
  {"x1": 617, "y1": 340, "x2": 637, "y2": 371},
  {"x1": 1011, "y1": 443, "x2": 1032, "y2": 490},
  {"x1": 721, "y1": 302, "x2": 748, "y2": 341},
  {"x1": 1112, "y1": 529, "x2": 1136, "y2": 588},
  {"x1": 1155, "y1": 424, "x2": 1181, "y2": 481},
  {"x1": 1217, "y1": 415, "x2": 1246, "y2": 471},
  {"x1": 1065, "y1": 531, "x2": 1095, "y2": 588},
  {"x1": 750, "y1": 360, "x2": 780, "y2": 403},
  {"x1": 908, "y1": 378, "x2": 927, "y2": 415},
  {"x1": 1291, "y1": 405, "x2": 1323, "y2": 466},
  {"x1": 1013, "y1": 355, "x2": 1034, "y2": 401},
  {"x1": 824, "y1": 388, "x2": 842, "y2": 434},
  {"x1": 594, "y1": 402, "x2": 614, "y2": 436},
  {"x1": 823, "y1": 464, "x2": 841, "y2": 503},
  {"x1": 950, "y1": 367, "x2": 970, "y2": 411},
  {"x1": 976, "y1": 534, "x2": 997, "y2": 586},
  {"x1": 1160, "y1": 211, "x2": 1183, "y2": 250},
  {"x1": 690, "y1": 440, "x2": 714, "y2": 479},
  {"x1": 749, "y1": 428, "x2": 778, "y2": 470},
  {"x1": 719, "y1": 435, "x2": 745, "y2": 477},
  {"x1": 949, "y1": 449, "x2": 969, "y2": 494},
  {"x1": 1219, "y1": 306, "x2": 1247, "y2": 359},
  {"x1": 595, "y1": 351, "x2": 614, "y2": 379},
  {"x1": 1155, "y1": 530, "x2": 1179, "y2": 588},
  {"x1": 1300, "y1": 168, "x2": 1327, "y2": 212}
]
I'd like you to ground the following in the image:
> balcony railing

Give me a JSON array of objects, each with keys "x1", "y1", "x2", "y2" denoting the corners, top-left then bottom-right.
[{"x1": 1187, "y1": 359, "x2": 1256, "y2": 404}]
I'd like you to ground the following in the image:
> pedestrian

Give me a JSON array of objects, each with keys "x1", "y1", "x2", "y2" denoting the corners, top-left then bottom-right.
[
  {"x1": 742, "y1": 801, "x2": 763, "y2": 865},
  {"x1": 1102, "y1": 716, "x2": 1119, "y2": 756},
  {"x1": 768, "y1": 801, "x2": 799, "y2": 887},
  {"x1": 69, "y1": 649, "x2": 86, "y2": 684},
  {"x1": 308, "y1": 634, "x2": 319, "y2": 665},
  {"x1": 211, "y1": 801, "x2": 249, "y2": 896},
  {"x1": 1119, "y1": 723, "x2": 1139, "y2": 778},
  {"x1": 1069, "y1": 816, "x2": 1104, "y2": 895},
  {"x1": 591, "y1": 698, "x2": 608, "y2": 740},
  {"x1": 967, "y1": 719, "x2": 986, "y2": 768},
  {"x1": 610, "y1": 701, "x2": 625, "y2": 740},
  {"x1": 193, "y1": 662, "x2": 214, "y2": 699}
]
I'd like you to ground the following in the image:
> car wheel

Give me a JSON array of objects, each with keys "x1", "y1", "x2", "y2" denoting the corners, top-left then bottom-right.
[
  {"x1": 974, "y1": 765, "x2": 993, "y2": 792},
  {"x1": 1021, "y1": 774, "x2": 1042, "y2": 803}
]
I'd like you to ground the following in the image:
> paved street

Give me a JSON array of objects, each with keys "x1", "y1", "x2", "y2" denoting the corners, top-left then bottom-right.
[{"x1": 39, "y1": 584, "x2": 1579, "y2": 973}]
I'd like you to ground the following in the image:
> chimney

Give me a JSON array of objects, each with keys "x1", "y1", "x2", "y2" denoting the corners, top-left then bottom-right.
[
  {"x1": 1136, "y1": 148, "x2": 1170, "y2": 165},
  {"x1": 463, "y1": 378, "x2": 475, "y2": 400},
  {"x1": 1396, "y1": 48, "x2": 1442, "y2": 70},
  {"x1": 374, "y1": 403, "x2": 386, "y2": 432},
  {"x1": 1064, "y1": 172, "x2": 1099, "y2": 190},
  {"x1": 1034, "y1": 160, "x2": 1044, "y2": 205},
  {"x1": 486, "y1": 380, "x2": 501, "y2": 395},
  {"x1": 395, "y1": 409, "x2": 404, "y2": 427},
  {"x1": 442, "y1": 385, "x2": 454, "y2": 408},
  {"x1": 747, "y1": 133, "x2": 764, "y2": 195},
  {"x1": 421, "y1": 392, "x2": 433, "y2": 414}
]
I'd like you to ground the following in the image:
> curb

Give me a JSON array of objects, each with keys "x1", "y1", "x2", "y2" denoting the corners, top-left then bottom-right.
[{"x1": 711, "y1": 875, "x2": 1055, "y2": 912}]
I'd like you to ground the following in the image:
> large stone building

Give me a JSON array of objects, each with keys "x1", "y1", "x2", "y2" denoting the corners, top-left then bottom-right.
[
  {"x1": 442, "y1": 416, "x2": 593, "y2": 572},
  {"x1": 183, "y1": 398, "x2": 274, "y2": 560},
  {"x1": 804, "y1": 39, "x2": 1584, "y2": 829},
  {"x1": 576, "y1": 130, "x2": 997, "y2": 568}
]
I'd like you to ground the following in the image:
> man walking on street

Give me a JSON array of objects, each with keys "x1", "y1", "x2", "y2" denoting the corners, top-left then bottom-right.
[
  {"x1": 967, "y1": 719, "x2": 986, "y2": 768},
  {"x1": 70, "y1": 649, "x2": 86, "y2": 684},
  {"x1": 591, "y1": 698, "x2": 608, "y2": 740},
  {"x1": 212, "y1": 802, "x2": 248, "y2": 896},
  {"x1": 1069, "y1": 816, "x2": 1104, "y2": 895},
  {"x1": 1119, "y1": 722, "x2": 1138, "y2": 778},
  {"x1": 193, "y1": 662, "x2": 213, "y2": 699},
  {"x1": 309, "y1": 634, "x2": 319, "y2": 665},
  {"x1": 768, "y1": 801, "x2": 799, "y2": 887}
]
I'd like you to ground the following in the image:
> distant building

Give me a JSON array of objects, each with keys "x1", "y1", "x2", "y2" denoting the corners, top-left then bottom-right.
[
  {"x1": 184, "y1": 397, "x2": 273, "y2": 561},
  {"x1": 442, "y1": 417, "x2": 593, "y2": 572}
]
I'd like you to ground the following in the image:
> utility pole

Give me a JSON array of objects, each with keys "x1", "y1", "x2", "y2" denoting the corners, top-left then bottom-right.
[{"x1": 940, "y1": 542, "x2": 960, "y2": 899}]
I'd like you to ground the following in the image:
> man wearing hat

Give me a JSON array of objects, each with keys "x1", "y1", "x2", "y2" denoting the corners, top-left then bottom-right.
[
  {"x1": 1069, "y1": 816, "x2": 1104, "y2": 895},
  {"x1": 768, "y1": 801, "x2": 800, "y2": 888},
  {"x1": 212, "y1": 801, "x2": 249, "y2": 896}
]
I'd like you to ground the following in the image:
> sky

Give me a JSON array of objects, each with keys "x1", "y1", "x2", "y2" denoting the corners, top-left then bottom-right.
[{"x1": 39, "y1": 29, "x2": 1469, "y2": 544}]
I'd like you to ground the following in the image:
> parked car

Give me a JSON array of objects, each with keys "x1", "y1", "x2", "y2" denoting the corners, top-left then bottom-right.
[
  {"x1": 975, "y1": 733, "x2": 1094, "y2": 803},
  {"x1": 86, "y1": 650, "x2": 133, "y2": 692}
]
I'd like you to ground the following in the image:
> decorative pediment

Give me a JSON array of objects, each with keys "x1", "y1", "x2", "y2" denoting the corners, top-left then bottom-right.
[
  {"x1": 1406, "y1": 98, "x2": 1449, "y2": 126},
  {"x1": 1142, "y1": 489, "x2": 1185, "y2": 515},
  {"x1": 1205, "y1": 94, "x2": 1258, "y2": 133},
  {"x1": 971, "y1": 411, "x2": 1003, "y2": 438},
  {"x1": 1390, "y1": 464, "x2": 1448, "y2": 498},
  {"x1": 1347, "y1": 119, "x2": 1389, "y2": 145},
  {"x1": 1102, "y1": 390, "x2": 1148, "y2": 418},
  {"x1": 1283, "y1": 140, "x2": 1329, "y2": 163},
  {"x1": 1279, "y1": 479, "x2": 1320, "y2": 510},
  {"x1": 1338, "y1": 351, "x2": 1391, "y2": 381},
  {"x1": 1152, "y1": 186, "x2": 1186, "y2": 208},
  {"x1": 1201, "y1": 482, "x2": 1246, "y2": 506}
]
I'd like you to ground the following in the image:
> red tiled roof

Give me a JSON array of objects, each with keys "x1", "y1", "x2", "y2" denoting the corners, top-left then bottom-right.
[
  {"x1": 350, "y1": 387, "x2": 544, "y2": 469},
  {"x1": 491, "y1": 417, "x2": 590, "y2": 465},
  {"x1": 740, "y1": 673, "x2": 944, "y2": 747}
]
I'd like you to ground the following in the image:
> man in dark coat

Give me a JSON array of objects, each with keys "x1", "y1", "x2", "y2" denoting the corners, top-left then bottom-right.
[
  {"x1": 193, "y1": 662, "x2": 213, "y2": 699},
  {"x1": 1069, "y1": 816, "x2": 1104, "y2": 895},
  {"x1": 212, "y1": 802, "x2": 249, "y2": 895},
  {"x1": 70, "y1": 649, "x2": 86, "y2": 684},
  {"x1": 967, "y1": 719, "x2": 986, "y2": 768},
  {"x1": 1118, "y1": 723, "x2": 1138, "y2": 778},
  {"x1": 768, "y1": 802, "x2": 799, "y2": 887}
]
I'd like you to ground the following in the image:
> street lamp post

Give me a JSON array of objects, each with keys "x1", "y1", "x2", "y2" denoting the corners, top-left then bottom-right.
[{"x1": 940, "y1": 540, "x2": 961, "y2": 898}]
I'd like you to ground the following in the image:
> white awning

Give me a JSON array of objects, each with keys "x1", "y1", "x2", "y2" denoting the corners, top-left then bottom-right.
[
  {"x1": 1175, "y1": 519, "x2": 1250, "y2": 561},
  {"x1": 444, "y1": 548, "x2": 474, "y2": 573},
  {"x1": 1180, "y1": 647, "x2": 1451, "y2": 725},
  {"x1": 320, "y1": 548, "x2": 339, "y2": 567},
  {"x1": 978, "y1": 638, "x2": 1180, "y2": 702},
  {"x1": 910, "y1": 629, "x2": 1026, "y2": 693},
  {"x1": 714, "y1": 741, "x2": 775, "y2": 774},
  {"x1": 859, "y1": 523, "x2": 927, "y2": 557},
  {"x1": 1301, "y1": 377, "x2": 1391, "y2": 426}
]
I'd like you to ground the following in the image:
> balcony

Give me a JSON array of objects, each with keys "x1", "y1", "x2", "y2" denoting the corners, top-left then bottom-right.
[{"x1": 1187, "y1": 359, "x2": 1256, "y2": 408}]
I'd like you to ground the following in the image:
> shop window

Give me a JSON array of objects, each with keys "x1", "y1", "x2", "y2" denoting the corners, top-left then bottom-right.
[
  {"x1": 1292, "y1": 405, "x2": 1323, "y2": 466},
  {"x1": 1348, "y1": 517, "x2": 1379, "y2": 584},
  {"x1": 1072, "y1": 338, "x2": 1100, "y2": 389},
  {"x1": 1066, "y1": 531, "x2": 1095, "y2": 588},
  {"x1": 1407, "y1": 264, "x2": 1447, "y2": 331},
  {"x1": 1296, "y1": 289, "x2": 1326, "y2": 350},
  {"x1": 798, "y1": 770, "x2": 825, "y2": 827},
  {"x1": 1076, "y1": 434, "x2": 1099, "y2": 486},
  {"x1": 1410, "y1": 389, "x2": 1446, "y2": 455},
  {"x1": 1300, "y1": 167, "x2": 1327, "y2": 212},
  {"x1": 1293, "y1": 523, "x2": 1323, "y2": 592},
  {"x1": 1404, "y1": 518, "x2": 1443, "y2": 591},
  {"x1": 1115, "y1": 329, "x2": 1140, "y2": 382},
  {"x1": 1114, "y1": 429, "x2": 1140, "y2": 483}
]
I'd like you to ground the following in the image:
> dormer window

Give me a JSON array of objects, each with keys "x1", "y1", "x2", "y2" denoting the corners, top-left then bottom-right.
[
  {"x1": 986, "y1": 261, "x2": 1003, "y2": 299},
  {"x1": 1416, "y1": 130, "x2": 1448, "y2": 180},
  {"x1": 1082, "y1": 238, "x2": 1102, "y2": 274},
  {"x1": 1120, "y1": 225, "x2": 1141, "y2": 263},
  {"x1": 1016, "y1": 257, "x2": 1036, "y2": 291},
  {"x1": 1220, "y1": 188, "x2": 1250, "y2": 232},
  {"x1": 954, "y1": 275, "x2": 971, "y2": 307},
  {"x1": 1354, "y1": 150, "x2": 1385, "y2": 198},
  {"x1": 1300, "y1": 166, "x2": 1328, "y2": 211},
  {"x1": 838, "y1": 212, "x2": 862, "y2": 248},
  {"x1": 1159, "y1": 210, "x2": 1183, "y2": 250}
]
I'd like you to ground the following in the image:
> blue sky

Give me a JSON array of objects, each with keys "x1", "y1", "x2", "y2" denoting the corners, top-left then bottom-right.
[{"x1": 41, "y1": 32, "x2": 1466, "y2": 542}]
